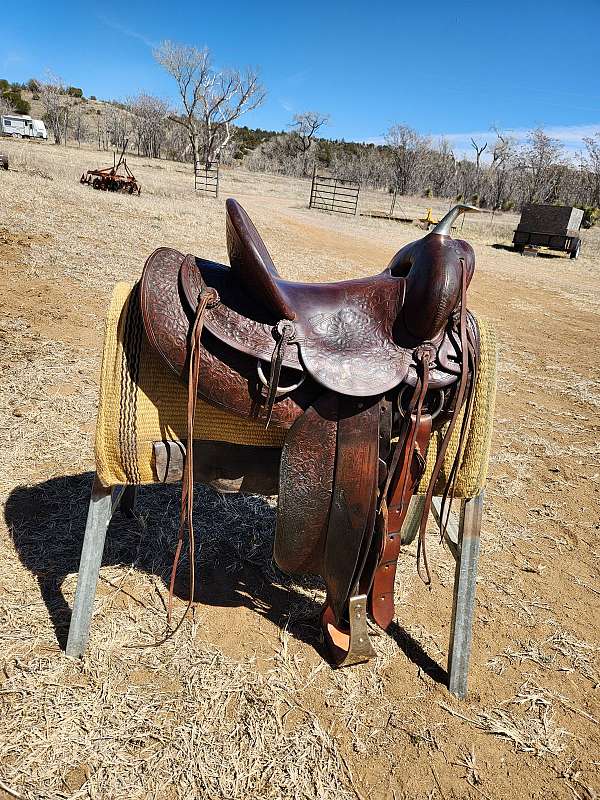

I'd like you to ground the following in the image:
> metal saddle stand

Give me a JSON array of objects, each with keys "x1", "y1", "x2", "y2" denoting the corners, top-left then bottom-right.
[{"x1": 66, "y1": 478, "x2": 483, "y2": 698}]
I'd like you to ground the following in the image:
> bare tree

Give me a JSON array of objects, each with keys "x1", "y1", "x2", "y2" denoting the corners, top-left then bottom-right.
[
  {"x1": 386, "y1": 124, "x2": 430, "y2": 195},
  {"x1": 104, "y1": 105, "x2": 130, "y2": 151},
  {"x1": 583, "y1": 132, "x2": 600, "y2": 207},
  {"x1": 127, "y1": 93, "x2": 169, "y2": 158},
  {"x1": 518, "y1": 128, "x2": 565, "y2": 204},
  {"x1": 289, "y1": 111, "x2": 329, "y2": 175},
  {"x1": 488, "y1": 128, "x2": 516, "y2": 209},
  {"x1": 0, "y1": 95, "x2": 12, "y2": 115},
  {"x1": 470, "y1": 138, "x2": 488, "y2": 198},
  {"x1": 154, "y1": 40, "x2": 265, "y2": 170},
  {"x1": 38, "y1": 73, "x2": 68, "y2": 145},
  {"x1": 72, "y1": 103, "x2": 87, "y2": 147},
  {"x1": 429, "y1": 139, "x2": 456, "y2": 196}
]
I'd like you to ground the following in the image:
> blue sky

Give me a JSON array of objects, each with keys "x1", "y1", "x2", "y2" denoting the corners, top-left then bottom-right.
[{"x1": 2, "y1": 0, "x2": 599, "y2": 156}]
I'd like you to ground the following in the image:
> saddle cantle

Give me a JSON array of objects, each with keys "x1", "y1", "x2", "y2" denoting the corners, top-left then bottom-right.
[{"x1": 139, "y1": 198, "x2": 480, "y2": 666}]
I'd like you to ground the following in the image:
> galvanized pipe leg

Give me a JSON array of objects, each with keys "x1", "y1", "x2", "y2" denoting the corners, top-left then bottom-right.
[
  {"x1": 65, "y1": 476, "x2": 114, "y2": 657},
  {"x1": 447, "y1": 492, "x2": 484, "y2": 698}
]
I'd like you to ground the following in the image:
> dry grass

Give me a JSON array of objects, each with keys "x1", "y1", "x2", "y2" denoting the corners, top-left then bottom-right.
[
  {"x1": 1, "y1": 137, "x2": 600, "y2": 799},
  {"x1": 440, "y1": 684, "x2": 570, "y2": 757}
]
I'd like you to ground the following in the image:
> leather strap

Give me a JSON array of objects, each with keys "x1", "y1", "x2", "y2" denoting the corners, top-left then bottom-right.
[
  {"x1": 264, "y1": 320, "x2": 295, "y2": 427},
  {"x1": 417, "y1": 259, "x2": 471, "y2": 583},
  {"x1": 167, "y1": 284, "x2": 218, "y2": 628},
  {"x1": 324, "y1": 397, "x2": 380, "y2": 624},
  {"x1": 369, "y1": 416, "x2": 432, "y2": 629}
]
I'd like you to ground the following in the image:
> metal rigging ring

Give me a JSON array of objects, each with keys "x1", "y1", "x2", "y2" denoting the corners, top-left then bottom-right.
[
  {"x1": 256, "y1": 360, "x2": 305, "y2": 396},
  {"x1": 397, "y1": 385, "x2": 445, "y2": 421}
]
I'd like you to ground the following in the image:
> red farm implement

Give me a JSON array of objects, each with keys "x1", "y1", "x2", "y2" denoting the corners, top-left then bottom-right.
[{"x1": 80, "y1": 145, "x2": 141, "y2": 195}]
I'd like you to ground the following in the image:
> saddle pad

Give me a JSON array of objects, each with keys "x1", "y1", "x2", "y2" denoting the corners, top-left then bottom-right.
[
  {"x1": 417, "y1": 315, "x2": 497, "y2": 498},
  {"x1": 95, "y1": 284, "x2": 496, "y2": 496},
  {"x1": 95, "y1": 283, "x2": 286, "y2": 487}
]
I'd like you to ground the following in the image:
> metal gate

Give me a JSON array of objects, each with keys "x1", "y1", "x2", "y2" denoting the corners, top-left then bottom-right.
[
  {"x1": 309, "y1": 168, "x2": 359, "y2": 215},
  {"x1": 194, "y1": 163, "x2": 219, "y2": 198}
]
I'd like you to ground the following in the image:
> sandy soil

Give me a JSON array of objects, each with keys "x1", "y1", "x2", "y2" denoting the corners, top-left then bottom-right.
[{"x1": 0, "y1": 138, "x2": 599, "y2": 800}]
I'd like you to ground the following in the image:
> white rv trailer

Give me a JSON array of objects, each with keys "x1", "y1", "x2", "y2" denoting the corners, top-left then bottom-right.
[{"x1": 0, "y1": 114, "x2": 48, "y2": 139}]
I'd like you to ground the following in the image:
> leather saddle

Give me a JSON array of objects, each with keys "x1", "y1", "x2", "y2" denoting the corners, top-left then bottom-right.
[{"x1": 139, "y1": 198, "x2": 480, "y2": 665}]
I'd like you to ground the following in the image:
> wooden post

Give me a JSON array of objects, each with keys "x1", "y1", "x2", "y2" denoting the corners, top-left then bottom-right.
[{"x1": 65, "y1": 476, "x2": 114, "y2": 657}]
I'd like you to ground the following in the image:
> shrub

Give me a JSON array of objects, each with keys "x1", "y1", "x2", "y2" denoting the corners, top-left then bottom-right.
[
  {"x1": 90, "y1": 95, "x2": 97, "y2": 101},
  {"x1": 67, "y1": 86, "x2": 84, "y2": 98},
  {"x1": 423, "y1": 187, "x2": 433, "y2": 198},
  {"x1": 471, "y1": 193, "x2": 480, "y2": 207},
  {"x1": 3, "y1": 90, "x2": 30, "y2": 115},
  {"x1": 455, "y1": 193, "x2": 463, "y2": 202},
  {"x1": 501, "y1": 199, "x2": 515, "y2": 212},
  {"x1": 582, "y1": 206, "x2": 600, "y2": 228}
]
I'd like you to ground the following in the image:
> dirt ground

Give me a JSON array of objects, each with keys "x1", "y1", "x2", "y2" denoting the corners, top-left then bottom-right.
[{"x1": 0, "y1": 138, "x2": 599, "y2": 800}]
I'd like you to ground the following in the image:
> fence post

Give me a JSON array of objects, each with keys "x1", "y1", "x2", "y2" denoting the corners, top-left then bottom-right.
[{"x1": 309, "y1": 165, "x2": 317, "y2": 209}]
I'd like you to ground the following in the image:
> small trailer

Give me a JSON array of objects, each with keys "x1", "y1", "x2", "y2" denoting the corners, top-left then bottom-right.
[
  {"x1": 1, "y1": 114, "x2": 48, "y2": 139},
  {"x1": 512, "y1": 204, "x2": 583, "y2": 259}
]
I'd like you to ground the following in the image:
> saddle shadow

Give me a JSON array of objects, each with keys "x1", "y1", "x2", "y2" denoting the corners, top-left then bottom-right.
[
  {"x1": 4, "y1": 473, "x2": 325, "y2": 653},
  {"x1": 386, "y1": 620, "x2": 448, "y2": 686},
  {"x1": 5, "y1": 474, "x2": 451, "y2": 677}
]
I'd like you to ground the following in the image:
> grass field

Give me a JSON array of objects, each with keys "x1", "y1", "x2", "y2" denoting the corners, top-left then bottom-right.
[{"x1": 0, "y1": 137, "x2": 599, "y2": 800}]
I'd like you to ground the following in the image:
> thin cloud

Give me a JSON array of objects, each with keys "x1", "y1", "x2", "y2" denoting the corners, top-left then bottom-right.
[
  {"x1": 285, "y1": 69, "x2": 310, "y2": 87},
  {"x1": 97, "y1": 16, "x2": 157, "y2": 49},
  {"x1": 2, "y1": 50, "x2": 25, "y2": 69},
  {"x1": 436, "y1": 124, "x2": 600, "y2": 154}
]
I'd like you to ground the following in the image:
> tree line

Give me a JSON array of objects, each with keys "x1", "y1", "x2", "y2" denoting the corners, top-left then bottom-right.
[{"x1": 2, "y1": 46, "x2": 599, "y2": 222}]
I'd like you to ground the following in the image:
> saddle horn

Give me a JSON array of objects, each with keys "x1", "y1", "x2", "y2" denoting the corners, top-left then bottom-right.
[{"x1": 430, "y1": 204, "x2": 481, "y2": 237}]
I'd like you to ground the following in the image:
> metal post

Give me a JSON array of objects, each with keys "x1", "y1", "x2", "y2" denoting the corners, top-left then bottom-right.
[
  {"x1": 447, "y1": 492, "x2": 484, "y2": 698},
  {"x1": 66, "y1": 476, "x2": 114, "y2": 657},
  {"x1": 309, "y1": 165, "x2": 316, "y2": 209}
]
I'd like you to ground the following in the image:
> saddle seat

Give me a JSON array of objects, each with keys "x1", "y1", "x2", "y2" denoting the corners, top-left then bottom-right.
[{"x1": 173, "y1": 199, "x2": 472, "y2": 398}]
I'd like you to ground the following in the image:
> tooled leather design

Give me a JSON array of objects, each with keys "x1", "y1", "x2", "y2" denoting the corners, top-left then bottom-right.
[
  {"x1": 139, "y1": 248, "x2": 307, "y2": 428},
  {"x1": 275, "y1": 394, "x2": 338, "y2": 574},
  {"x1": 293, "y1": 280, "x2": 409, "y2": 396},
  {"x1": 208, "y1": 304, "x2": 302, "y2": 368},
  {"x1": 180, "y1": 249, "x2": 463, "y2": 395},
  {"x1": 180, "y1": 252, "x2": 302, "y2": 369}
]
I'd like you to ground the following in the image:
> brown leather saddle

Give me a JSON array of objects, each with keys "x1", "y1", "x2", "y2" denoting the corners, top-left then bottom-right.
[{"x1": 139, "y1": 198, "x2": 480, "y2": 665}]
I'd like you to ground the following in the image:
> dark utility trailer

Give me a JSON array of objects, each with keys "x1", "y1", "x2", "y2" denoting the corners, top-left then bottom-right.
[{"x1": 512, "y1": 204, "x2": 583, "y2": 259}]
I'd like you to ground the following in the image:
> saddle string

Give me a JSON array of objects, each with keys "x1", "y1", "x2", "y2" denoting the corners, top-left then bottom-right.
[
  {"x1": 416, "y1": 258, "x2": 470, "y2": 585},
  {"x1": 437, "y1": 324, "x2": 480, "y2": 540},
  {"x1": 167, "y1": 287, "x2": 217, "y2": 630},
  {"x1": 379, "y1": 354, "x2": 429, "y2": 511},
  {"x1": 264, "y1": 321, "x2": 295, "y2": 427}
]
